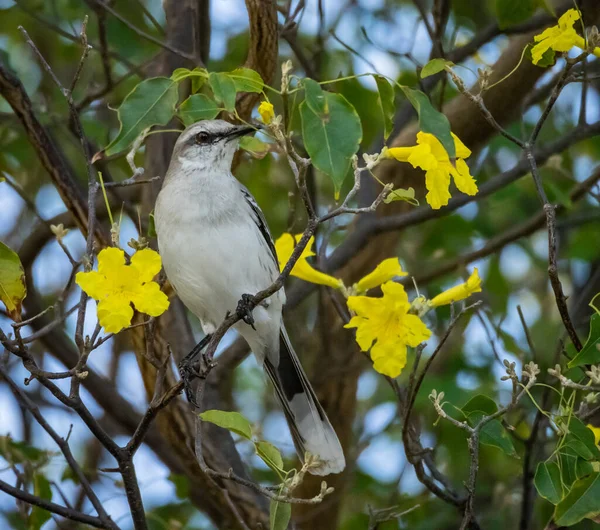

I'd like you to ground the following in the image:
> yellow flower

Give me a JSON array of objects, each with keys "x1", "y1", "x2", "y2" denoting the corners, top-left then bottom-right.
[
  {"x1": 258, "y1": 101, "x2": 275, "y2": 124},
  {"x1": 345, "y1": 282, "x2": 431, "y2": 378},
  {"x1": 386, "y1": 132, "x2": 477, "y2": 210},
  {"x1": 531, "y1": 9, "x2": 600, "y2": 65},
  {"x1": 588, "y1": 424, "x2": 600, "y2": 446},
  {"x1": 76, "y1": 247, "x2": 170, "y2": 333},
  {"x1": 275, "y1": 233, "x2": 343, "y2": 289},
  {"x1": 354, "y1": 258, "x2": 407, "y2": 294},
  {"x1": 430, "y1": 268, "x2": 482, "y2": 308}
]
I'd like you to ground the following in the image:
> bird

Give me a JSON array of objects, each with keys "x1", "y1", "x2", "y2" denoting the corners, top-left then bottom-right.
[{"x1": 154, "y1": 119, "x2": 345, "y2": 476}]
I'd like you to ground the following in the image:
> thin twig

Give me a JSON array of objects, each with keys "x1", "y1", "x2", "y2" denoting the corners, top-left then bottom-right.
[
  {"x1": 0, "y1": 368, "x2": 118, "y2": 529},
  {"x1": 0, "y1": 478, "x2": 112, "y2": 529},
  {"x1": 87, "y1": 0, "x2": 200, "y2": 65}
]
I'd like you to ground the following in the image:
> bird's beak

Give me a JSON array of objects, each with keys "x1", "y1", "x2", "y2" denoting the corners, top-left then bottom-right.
[{"x1": 227, "y1": 125, "x2": 255, "y2": 139}]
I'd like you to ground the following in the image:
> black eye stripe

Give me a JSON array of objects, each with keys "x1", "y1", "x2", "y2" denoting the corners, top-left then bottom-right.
[{"x1": 189, "y1": 131, "x2": 227, "y2": 145}]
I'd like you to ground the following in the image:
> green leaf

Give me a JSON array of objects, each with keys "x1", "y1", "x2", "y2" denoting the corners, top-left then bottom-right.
[
  {"x1": 146, "y1": 501, "x2": 196, "y2": 530},
  {"x1": 576, "y1": 458, "x2": 595, "y2": 480},
  {"x1": 300, "y1": 79, "x2": 362, "y2": 196},
  {"x1": 568, "y1": 313, "x2": 600, "y2": 368},
  {"x1": 460, "y1": 397, "x2": 516, "y2": 456},
  {"x1": 559, "y1": 448, "x2": 581, "y2": 488},
  {"x1": 255, "y1": 441, "x2": 285, "y2": 472},
  {"x1": 495, "y1": 0, "x2": 535, "y2": 29},
  {"x1": 373, "y1": 75, "x2": 394, "y2": 140},
  {"x1": 383, "y1": 187, "x2": 418, "y2": 205},
  {"x1": 167, "y1": 473, "x2": 190, "y2": 500},
  {"x1": 0, "y1": 240, "x2": 26, "y2": 322},
  {"x1": 545, "y1": 178, "x2": 573, "y2": 208},
  {"x1": 479, "y1": 418, "x2": 518, "y2": 457},
  {"x1": 461, "y1": 394, "x2": 498, "y2": 416},
  {"x1": 270, "y1": 498, "x2": 291, "y2": 530},
  {"x1": 536, "y1": 0, "x2": 556, "y2": 16},
  {"x1": 524, "y1": 43, "x2": 555, "y2": 67},
  {"x1": 0, "y1": 436, "x2": 47, "y2": 464},
  {"x1": 534, "y1": 462, "x2": 564, "y2": 505},
  {"x1": 199, "y1": 410, "x2": 252, "y2": 439},
  {"x1": 209, "y1": 72, "x2": 237, "y2": 112},
  {"x1": 228, "y1": 68, "x2": 264, "y2": 93},
  {"x1": 29, "y1": 474, "x2": 52, "y2": 530},
  {"x1": 561, "y1": 417, "x2": 600, "y2": 461},
  {"x1": 555, "y1": 473, "x2": 600, "y2": 526},
  {"x1": 239, "y1": 136, "x2": 271, "y2": 158},
  {"x1": 171, "y1": 68, "x2": 193, "y2": 82},
  {"x1": 399, "y1": 87, "x2": 455, "y2": 159},
  {"x1": 171, "y1": 67, "x2": 208, "y2": 93},
  {"x1": 421, "y1": 58, "x2": 454, "y2": 79},
  {"x1": 105, "y1": 77, "x2": 178, "y2": 156},
  {"x1": 178, "y1": 94, "x2": 220, "y2": 126}
]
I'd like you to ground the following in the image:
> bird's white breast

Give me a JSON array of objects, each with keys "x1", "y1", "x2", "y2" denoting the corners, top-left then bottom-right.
[{"x1": 154, "y1": 169, "x2": 284, "y2": 355}]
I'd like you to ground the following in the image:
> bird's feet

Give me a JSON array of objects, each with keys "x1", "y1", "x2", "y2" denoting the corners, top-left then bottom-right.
[
  {"x1": 178, "y1": 334, "x2": 213, "y2": 405},
  {"x1": 236, "y1": 293, "x2": 256, "y2": 330}
]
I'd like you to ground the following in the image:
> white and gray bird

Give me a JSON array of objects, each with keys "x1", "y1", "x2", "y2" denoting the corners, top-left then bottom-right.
[{"x1": 154, "y1": 119, "x2": 345, "y2": 476}]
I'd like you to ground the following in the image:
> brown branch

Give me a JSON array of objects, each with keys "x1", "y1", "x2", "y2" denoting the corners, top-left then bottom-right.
[
  {"x1": 453, "y1": 48, "x2": 588, "y2": 352},
  {"x1": 0, "y1": 368, "x2": 118, "y2": 530},
  {"x1": 523, "y1": 56, "x2": 587, "y2": 351},
  {"x1": 96, "y1": 9, "x2": 113, "y2": 90},
  {"x1": 285, "y1": 120, "x2": 600, "y2": 309},
  {"x1": 409, "y1": 165, "x2": 600, "y2": 286},
  {"x1": 126, "y1": 2, "x2": 274, "y2": 528},
  {"x1": 0, "y1": 49, "x2": 109, "y2": 246},
  {"x1": 293, "y1": 23, "x2": 568, "y2": 529},
  {"x1": 0, "y1": 325, "x2": 150, "y2": 530},
  {"x1": 0, "y1": 478, "x2": 113, "y2": 529},
  {"x1": 236, "y1": 0, "x2": 279, "y2": 120}
]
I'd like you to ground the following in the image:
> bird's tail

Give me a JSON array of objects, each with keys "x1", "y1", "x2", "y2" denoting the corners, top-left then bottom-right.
[{"x1": 262, "y1": 326, "x2": 345, "y2": 476}]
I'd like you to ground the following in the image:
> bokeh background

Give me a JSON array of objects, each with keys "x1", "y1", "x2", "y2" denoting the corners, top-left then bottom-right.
[{"x1": 1, "y1": 0, "x2": 600, "y2": 529}]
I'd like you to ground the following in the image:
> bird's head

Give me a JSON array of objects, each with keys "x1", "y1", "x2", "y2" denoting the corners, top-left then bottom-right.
[{"x1": 171, "y1": 119, "x2": 255, "y2": 172}]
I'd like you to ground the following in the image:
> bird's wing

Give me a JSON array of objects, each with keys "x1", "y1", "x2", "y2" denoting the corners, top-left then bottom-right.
[{"x1": 238, "y1": 183, "x2": 279, "y2": 267}]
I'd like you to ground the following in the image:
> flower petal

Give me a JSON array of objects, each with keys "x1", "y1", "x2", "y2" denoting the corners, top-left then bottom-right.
[
  {"x1": 531, "y1": 9, "x2": 581, "y2": 64},
  {"x1": 345, "y1": 315, "x2": 376, "y2": 352},
  {"x1": 354, "y1": 258, "x2": 408, "y2": 293},
  {"x1": 372, "y1": 355, "x2": 406, "y2": 378},
  {"x1": 385, "y1": 146, "x2": 414, "y2": 162},
  {"x1": 275, "y1": 233, "x2": 316, "y2": 272},
  {"x1": 417, "y1": 131, "x2": 448, "y2": 162},
  {"x1": 380, "y1": 281, "x2": 411, "y2": 309},
  {"x1": 292, "y1": 261, "x2": 343, "y2": 288},
  {"x1": 452, "y1": 133, "x2": 471, "y2": 159},
  {"x1": 346, "y1": 281, "x2": 430, "y2": 378},
  {"x1": 587, "y1": 424, "x2": 600, "y2": 446},
  {"x1": 131, "y1": 282, "x2": 170, "y2": 316},
  {"x1": 347, "y1": 294, "x2": 389, "y2": 318},
  {"x1": 371, "y1": 343, "x2": 407, "y2": 378},
  {"x1": 424, "y1": 168, "x2": 452, "y2": 209},
  {"x1": 97, "y1": 247, "x2": 126, "y2": 277},
  {"x1": 558, "y1": 8, "x2": 580, "y2": 29},
  {"x1": 258, "y1": 101, "x2": 275, "y2": 124},
  {"x1": 430, "y1": 268, "x2": 482, "y2": 307},
  {"x1": 408, "y1": 143, "x2": 438, "y2": 171},
  {"x1": 275, "y1": 233, "x2": 341, "y2": 288},
  {"x1": 400, "y1": 314, "x2": 432, "y2": 347},
  {"x1": 450, "y1": 159, "x2": 478, "y2": 196},
  {"x1": 75, "y1": 271, "x2": 107, "y2": 301},
  {"x1": 131, "y1": 248, "x2": 163, "y2": 283},
  {"x1": 97, "y1": 294, "x2": 133, "y2": 333}
]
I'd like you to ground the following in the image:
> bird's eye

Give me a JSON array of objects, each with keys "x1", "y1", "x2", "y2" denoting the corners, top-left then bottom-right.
[{"x1": 194, "y1": 132, "x2": 210, "y2": 144}]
